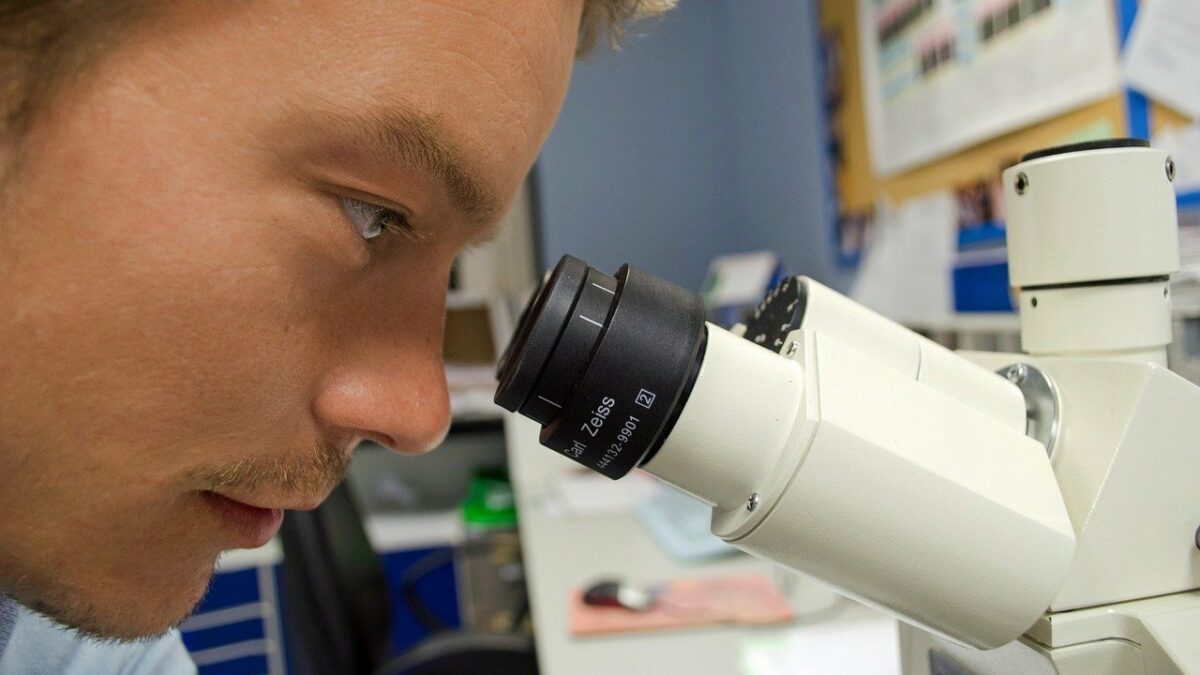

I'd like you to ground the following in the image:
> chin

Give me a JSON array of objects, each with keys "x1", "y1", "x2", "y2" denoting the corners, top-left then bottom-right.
[{"x1": 25, "y1": 553, "x2": 218, "y2": 642}]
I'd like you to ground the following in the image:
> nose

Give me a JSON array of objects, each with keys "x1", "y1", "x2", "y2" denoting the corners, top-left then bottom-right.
[
  {"x1": 314, "y1": 355, "x2": 452, "y2": 454},
  {"x1": 312, "y1": 283, "x2": 452, "y2": 455}
]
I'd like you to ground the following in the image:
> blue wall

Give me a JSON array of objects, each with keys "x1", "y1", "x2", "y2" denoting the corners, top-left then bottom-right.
[
  {"x1": 723, "y1": 1, "x2": 852, "y2": 291},
  {"x1": 535, "y1": 5, "x2": 736, "y2": 291},
  {"x1": 534, "y1": 0, "x2": 848, "y2": 292}
]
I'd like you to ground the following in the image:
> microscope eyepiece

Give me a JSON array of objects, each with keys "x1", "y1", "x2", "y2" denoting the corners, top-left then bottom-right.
[{"x1": 495, "y1": 255, "x2": 707, "y2": 479}]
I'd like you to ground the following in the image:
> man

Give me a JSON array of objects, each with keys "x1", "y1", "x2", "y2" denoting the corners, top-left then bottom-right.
[{"x1": 0, "y1": 0, "x2": 672, "y2": 670}]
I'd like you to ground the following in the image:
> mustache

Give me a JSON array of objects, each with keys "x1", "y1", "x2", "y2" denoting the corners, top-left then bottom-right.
[{"x1": 191, "y1": 439, "x2": 349, "y2": 499}]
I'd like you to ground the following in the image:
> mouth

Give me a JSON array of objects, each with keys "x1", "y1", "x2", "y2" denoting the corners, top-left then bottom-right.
[{"x1": 200, "y1": 491, "x2": 286, "y2": 549}]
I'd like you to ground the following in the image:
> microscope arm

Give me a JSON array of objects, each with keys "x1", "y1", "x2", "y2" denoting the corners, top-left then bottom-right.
[{"x1": 641, "y1": 288, "x2": 1076, "y2": 650}]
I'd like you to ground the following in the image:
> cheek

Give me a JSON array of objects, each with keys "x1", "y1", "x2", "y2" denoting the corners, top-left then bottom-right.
[
  {"x1": 333, "y1": 244, "x2": 455, "y2": 349},
  {"x1": 8, "y1": 246, "x2": 289, "y2": 454},
  {"x1": 2, "y1": 159, "x2": 357, "y2": 474},
  {"x1": 1, "y1": 46, "x2": 458, "y2": 481}
]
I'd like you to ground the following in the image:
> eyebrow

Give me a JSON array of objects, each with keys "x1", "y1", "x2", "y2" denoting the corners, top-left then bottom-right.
[{"x1": 337, "y1": 108, "x2": 504, "y2": 227}]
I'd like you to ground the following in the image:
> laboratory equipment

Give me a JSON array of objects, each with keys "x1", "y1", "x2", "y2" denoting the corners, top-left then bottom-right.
[
  {"x1": 581, "y1": 579, "x2": 660, "y2": 611},
  {"x1": 495, "y1": 140, "x2": 1200, "y2": 673}
]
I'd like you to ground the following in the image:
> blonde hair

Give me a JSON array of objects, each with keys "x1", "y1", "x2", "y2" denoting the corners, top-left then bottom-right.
[
  {"x1": 578, "y1": 0, "x2": 679, "y2": 54},
  {"x1": 0, "y1": 0, "x2": 677, "y2": 146}
]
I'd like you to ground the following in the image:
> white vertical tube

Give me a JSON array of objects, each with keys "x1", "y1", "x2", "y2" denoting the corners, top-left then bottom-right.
[{"x1": 1003, "y1": 145, "x2": 1180, "y2": 364}]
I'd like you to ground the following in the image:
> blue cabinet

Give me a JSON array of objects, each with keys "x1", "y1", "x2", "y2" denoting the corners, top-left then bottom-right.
[
  {"x1": 180, "y1": 540, "x2": 461, "y2": 674},
  {"x1": 180, "y1": 554, "x2": 287, "y2": 675}
]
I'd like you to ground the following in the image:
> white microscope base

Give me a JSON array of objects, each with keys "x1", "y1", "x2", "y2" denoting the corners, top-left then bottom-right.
[{"x1": 899, "y1": 591, "x2": 1200, "y2": 675}]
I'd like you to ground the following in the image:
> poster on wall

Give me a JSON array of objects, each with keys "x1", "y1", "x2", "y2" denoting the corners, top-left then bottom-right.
[
  {"x1": 821, "y1": 27, "x2": 877, "y2": 269},
  {"x1": 858, "y1": 0, "x2": 1120, "y2": 176}
]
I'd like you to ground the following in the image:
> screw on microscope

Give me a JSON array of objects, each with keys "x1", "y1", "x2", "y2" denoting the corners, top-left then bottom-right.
[
  {"x1": 747, "y1": 492, "x2": 761, "y2": 513},
  {"x1": 1167, "y1": 157, "x2": 1176, "y2": 182},
  {"x1": 785, "y1": 341, "x2": 799, "y2": 358},
  {"x1": 1005, "y1": 363, "x2": 1028, "y2": 385},
  {"x1": 1015, "y1": 172, "x2": 1029, "y2": 195}
]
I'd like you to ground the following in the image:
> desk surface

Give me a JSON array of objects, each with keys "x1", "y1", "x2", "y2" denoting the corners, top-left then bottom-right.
[{"x1": 506, "y1": 415, "x2": 899, "y2": 675}]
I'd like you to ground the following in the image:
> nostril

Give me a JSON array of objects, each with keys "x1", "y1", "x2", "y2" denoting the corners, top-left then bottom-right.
[
  {"x1": 360, "y1": 431, "x2": 399, "y2": 451},
  {"x1": 312, "y1": 361, "x2": 451, "y2": 456}
]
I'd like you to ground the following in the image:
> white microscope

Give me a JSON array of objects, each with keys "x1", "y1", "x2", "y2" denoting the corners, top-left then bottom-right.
[{"x1": 495, "y1": 139, "x2": 1200, "y2": 674}]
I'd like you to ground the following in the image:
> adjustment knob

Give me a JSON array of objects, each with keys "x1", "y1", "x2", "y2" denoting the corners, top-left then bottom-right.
[{"x1": 742, "y1": 277, "x2": 806, "y2": 353}]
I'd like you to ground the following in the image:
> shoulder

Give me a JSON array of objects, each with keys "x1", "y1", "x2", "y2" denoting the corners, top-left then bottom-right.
[{"x1": 0, "y1": 603, "x2": 195, "y2": 675}]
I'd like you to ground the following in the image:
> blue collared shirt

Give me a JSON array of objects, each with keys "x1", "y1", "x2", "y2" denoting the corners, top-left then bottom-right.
[{"x1": 0, "y1": 596, "x2": 195, "y2": 675}]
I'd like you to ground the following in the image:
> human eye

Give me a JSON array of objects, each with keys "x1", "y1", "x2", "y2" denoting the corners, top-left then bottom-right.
[{"x1": 338, "y1": 196, "x2": 417, "y2": 242}]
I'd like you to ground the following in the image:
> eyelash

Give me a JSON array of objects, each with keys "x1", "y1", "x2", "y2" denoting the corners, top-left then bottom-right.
[{"x1": 339, "y1": 196, "x2": 419, "y2": 242}]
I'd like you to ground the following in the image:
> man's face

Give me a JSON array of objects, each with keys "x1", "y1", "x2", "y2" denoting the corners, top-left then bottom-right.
[{"x1": 0, "y1": 0, "x2": 580, "y2": 639}]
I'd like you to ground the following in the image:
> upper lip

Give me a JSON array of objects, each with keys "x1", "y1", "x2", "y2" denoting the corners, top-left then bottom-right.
[
  {"x1": 212, "y1": 490, "x2": 328, "y2": 512},
  {"x1": 205, "y1": 433, "x2": 352, "y2": 512}
]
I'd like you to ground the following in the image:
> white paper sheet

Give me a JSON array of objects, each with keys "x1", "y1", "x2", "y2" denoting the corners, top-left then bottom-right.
[
  {"x1": 850, "y1": 191, "x2": 957, "y2": 323},
  {"x1": 543, "y1": 470, "x2": 662, "y2": 517},
  {"x1": 703, "y1": 251, "x2": 781, "y2": 307},
  {"x1": 1123, "y1": 0, "x2": 1200, "y2": 120},
  {"x1": 740, "y1": 613, "x2": 901, "y2": 675},
  {"x1": 1152, "y1": 122, "x2": 1200, "y2": 194},
  {"x1": 859, "y1": 0, "x2": 1120, "y2": 176}
]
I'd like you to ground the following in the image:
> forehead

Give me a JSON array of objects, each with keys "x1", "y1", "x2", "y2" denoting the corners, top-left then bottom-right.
[
  {"x1": 300, "y1": 1, "x2": 577, "y2": 153},
  {"x1": 139, "y1": 0, "x2": 580, "y2": 196}
]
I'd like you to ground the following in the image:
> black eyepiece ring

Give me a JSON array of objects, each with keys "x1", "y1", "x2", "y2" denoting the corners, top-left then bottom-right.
[{"x1": 495, "y1": 256, "x2": 707, "y2": 479}]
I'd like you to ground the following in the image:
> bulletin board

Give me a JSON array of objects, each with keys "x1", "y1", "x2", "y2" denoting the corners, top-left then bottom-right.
[
  {"x1": 816, "y1": 0, "x2": 1200, "y2": 319},
  {"x1": 1154, "y1": 103, "x2": 1191, "y2": 136},
  {"x1": 818, "y1": 0, "x2": 1134, "y2": 220}
]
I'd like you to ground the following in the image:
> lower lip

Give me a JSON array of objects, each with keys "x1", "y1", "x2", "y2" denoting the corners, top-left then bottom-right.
[{"x1": 201, "y1": 491, "x2": 284, "y2": 549}]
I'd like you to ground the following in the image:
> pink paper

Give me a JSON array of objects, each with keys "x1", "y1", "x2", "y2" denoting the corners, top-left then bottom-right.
[{"x1": 569, "y1": 574, "x2": 795, "y2": 636}]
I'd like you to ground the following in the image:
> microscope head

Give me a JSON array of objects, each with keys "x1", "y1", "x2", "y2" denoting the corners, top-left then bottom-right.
[{"x1": 496, "y1": 252, "x2": 1075, "y2": 649}]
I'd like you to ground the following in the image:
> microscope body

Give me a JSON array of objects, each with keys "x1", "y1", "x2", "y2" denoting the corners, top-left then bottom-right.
[
  {"x1": 896, "y1": 144, "x2": 1200, "y2": 674},
  {"x1": 496, "y1": 141, "x2": 1199, "y2": 673},
  {"x1": 899, "y1": 351, "x2": 1200, "y2": 674},
  {"x1": 641, "y1": 142, "x2": 1200, "y2": 672}
]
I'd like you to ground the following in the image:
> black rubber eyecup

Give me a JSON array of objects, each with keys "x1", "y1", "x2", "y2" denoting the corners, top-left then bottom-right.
[
  {"x1": 495, "y1": 256, "x2": 707, "y2": 479},
  {"x1": 495, "y1": 255, "x2": 588, "y2": 412}
]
